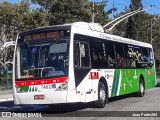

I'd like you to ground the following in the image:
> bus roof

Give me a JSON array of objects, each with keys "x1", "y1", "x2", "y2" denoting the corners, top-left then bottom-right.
[
  {"x1": 19, "y1": 22, "x2": 152, "y2": 48},
  {"x1": 71, "y1": 22, "x2": 152, "y2": 48}
]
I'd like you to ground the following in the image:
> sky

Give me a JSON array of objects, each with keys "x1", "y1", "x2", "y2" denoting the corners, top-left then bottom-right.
[
  {"x1": 4, "y1": 0, "x2": 160, "y2": 18},
  {"x1": 95, "y1": 0, "x2": 160, "y2": 18}
]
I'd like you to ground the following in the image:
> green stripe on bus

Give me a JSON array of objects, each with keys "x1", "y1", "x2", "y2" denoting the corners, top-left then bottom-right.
[
  {"x1": 114, "y1": 69, "x2": 120, "y2": 96},
  {"x1": 21, "y1": 86, "x2": 29, "y2": 92},
  {"x1": 111, "y1": 69, "x2": 120, "y2": 97}
]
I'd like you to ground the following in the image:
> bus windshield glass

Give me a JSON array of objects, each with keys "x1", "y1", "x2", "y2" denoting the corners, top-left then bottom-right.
[{"x1": 15, "y1": 29, "x2": 70, "y2": 79}]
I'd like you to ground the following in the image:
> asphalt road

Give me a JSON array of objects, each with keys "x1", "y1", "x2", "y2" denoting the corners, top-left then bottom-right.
[{"x1": 0, "y1": 81, "x2": 160, "y2": 120}]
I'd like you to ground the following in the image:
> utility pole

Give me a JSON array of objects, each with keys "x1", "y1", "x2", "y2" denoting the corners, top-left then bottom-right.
[
  {"x1": 112, "y1": 0, "x2": 115, "y2": 19},
  {"x1": 150, "y1": 19, "x2": 153, "y2": 44},
  {"x1": 150, "y1": 16, "x2": 160, "y2": 44},
  {"x1": 92, "y1": 2, "x2": 95, "y2": 23},
  {"x1": 91, "y1": 0, "x2": 108, "y2": 23}
]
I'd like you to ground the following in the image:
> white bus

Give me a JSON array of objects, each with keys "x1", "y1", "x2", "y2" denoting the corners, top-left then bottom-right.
[{"x1": 13, "y1": 22, "x2": 156, "y2": 108}]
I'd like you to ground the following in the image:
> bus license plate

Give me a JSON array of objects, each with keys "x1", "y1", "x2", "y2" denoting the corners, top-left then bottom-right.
[
  {"x1": 34, "y1": 95, "x2": 45, "y2": 100},
  {"x1": 41, "y1": 84, "x2": 56, "y2": 89}
]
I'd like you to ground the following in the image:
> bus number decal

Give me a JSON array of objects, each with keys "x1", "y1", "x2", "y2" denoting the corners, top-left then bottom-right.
[{"x1": 41, "y1": 84, "x2": 56, "y2": 90}]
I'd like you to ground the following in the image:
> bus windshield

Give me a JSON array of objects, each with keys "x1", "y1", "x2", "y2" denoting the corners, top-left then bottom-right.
[{"x1": 15, "y1": 30, "x2": 70, "y2": 79}]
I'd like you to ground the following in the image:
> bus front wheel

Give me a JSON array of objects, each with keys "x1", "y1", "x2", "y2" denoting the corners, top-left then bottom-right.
[{"x1": 93, "y1": 82, "x2": 107, "y2": 108}]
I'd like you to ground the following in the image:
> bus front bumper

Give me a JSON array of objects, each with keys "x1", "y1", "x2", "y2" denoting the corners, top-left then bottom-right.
[{"x1": 14, "y1": 91, "x2": 69, "y2": 105}]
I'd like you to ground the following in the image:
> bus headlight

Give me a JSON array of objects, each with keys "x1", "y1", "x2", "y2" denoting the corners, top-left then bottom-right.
[{"x1": 56, "y1": 80, "x2": 68, "y2": 91}]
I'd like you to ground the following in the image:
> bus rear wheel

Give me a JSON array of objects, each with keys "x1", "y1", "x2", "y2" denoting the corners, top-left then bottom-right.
[
  {"x1": 93, "y1": 82, "x2": 107, "y2": 108},
  {"x1": 136, "y1": 80, "x2": 145, "y2": 97}
]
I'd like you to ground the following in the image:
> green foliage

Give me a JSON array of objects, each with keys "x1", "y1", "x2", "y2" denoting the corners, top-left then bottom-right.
[
  {"x1": 94, "y1": 3, "x2": 112, "y2": 25},
  {"x1": 31, "y1": 0, "x2": 111, "y2": 25},
  {"x1": 0, "y1": 0, "x2": 49, "y2": 42},
  {"x1": 126, "y1": 0, "x2": 143, "y2": 40},
  {"x1": 48, "y1": 0, "x2": 91, "y2": 25},
  {"x1": 0, "y1": 0, "x2": 49, "y2": 68}
]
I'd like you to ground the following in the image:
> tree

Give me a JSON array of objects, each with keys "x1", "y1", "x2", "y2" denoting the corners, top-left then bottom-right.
[
  {"x1": 48, "y1": 0, "x2": 92, "y2": 25},
  {"x1": 126, "y1": 0, "x2": 144, "y2": 40},
  {"x1": 151, "y1": 16, "x2": 160, "y2": 61},
  {"x1": 93, "y1": 2, "x2": 114, "y2": 25},
  {"x1": 31, "y1": 0, "x2": 55, "y2": 12},
  {"x1": 31, "y1": 0, "x2": 111, "y2": 26},
  {"x1": 0, "y1": 0, "x2": 49, "y2": 68}
]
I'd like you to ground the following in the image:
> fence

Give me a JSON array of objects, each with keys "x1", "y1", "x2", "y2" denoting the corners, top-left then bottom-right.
[
  {"x1": 156, "y1": 71, "x2": 160, "y2": 79},
  {"x1": 0, "y1": 69, "x2": 12, "y2": 95}
]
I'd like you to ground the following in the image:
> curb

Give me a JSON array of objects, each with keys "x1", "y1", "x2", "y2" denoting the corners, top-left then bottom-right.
[{"x1": 0, "y1": 98, "x2": 13, "y2": 102}]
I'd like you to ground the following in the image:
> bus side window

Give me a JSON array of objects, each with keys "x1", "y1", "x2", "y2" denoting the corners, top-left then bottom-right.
[
  {"x1": 80, "y1": 44, "x2": 90, "y2": 67},
  {"x1": 106, "y1": 41, "x2": 116, "y2": 68},
  {"x1": 124, "y1": 45, "x2": 136, "y2": 68},
  {"x1": 115, "y1": 43, "x2": 125, "y2": 68},
  {"x1": 74, "y1": 43, "x2": 80, "y2": 68},
  {"x1": 141, "y1": 47, "x2": 154, "y2": 68},
  {"x1": 74, "y1": 42, "x2": 91, "y2": 68}
]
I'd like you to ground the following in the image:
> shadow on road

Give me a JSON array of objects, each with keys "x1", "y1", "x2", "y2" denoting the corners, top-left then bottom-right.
[
  {"x1": 0, "y1": 101, "x2": 14, "y2": 112},
  {"x1": 109, "y1": 94, "x2": 133, "y2": 103},
  {"x1": 10, "y1": 103, "x2": 97, "y2": 117},
  {"x1": 0, "y1": 101, "x2": 93, "y2": 114},
  {"x1": 0, "y1": 95, "x2": 135, "y2": 114},
  {"x1": 44, "y1": 103, "x2": 93, "y2": 114}
]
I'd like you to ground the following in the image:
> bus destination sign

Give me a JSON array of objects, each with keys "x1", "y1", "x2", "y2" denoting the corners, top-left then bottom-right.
[{"x1": 24, "y1": 31, "x2": 65, "y2": 42}]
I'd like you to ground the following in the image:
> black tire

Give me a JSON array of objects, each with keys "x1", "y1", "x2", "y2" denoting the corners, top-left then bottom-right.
[
  {"x1": 94, "y1": 82, "x2": 108, "y2": 108},
  {"x1": 136, "y1": 79, "x2": 145, "y2": 97}
]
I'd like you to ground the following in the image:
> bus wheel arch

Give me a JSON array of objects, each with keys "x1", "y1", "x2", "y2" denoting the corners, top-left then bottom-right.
[
  {"x1": 93, "y1": 77, "x2": 108, "y2": 108},
  {"x1": 136, "y1": 75, "x2": 145, "y2": 97}
]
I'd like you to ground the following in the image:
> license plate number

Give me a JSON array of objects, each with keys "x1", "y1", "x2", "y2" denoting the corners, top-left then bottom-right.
[{"x1": 41, "y1": 84, "x2": 56, "y2": 89}]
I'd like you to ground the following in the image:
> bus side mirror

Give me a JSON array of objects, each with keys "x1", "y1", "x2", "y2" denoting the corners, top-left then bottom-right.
[{"x1": 3, "y1": 41, "x2": 15, "y2": 64}]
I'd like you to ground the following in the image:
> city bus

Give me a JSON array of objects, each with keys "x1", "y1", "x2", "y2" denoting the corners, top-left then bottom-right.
[{"x1": 13, "y1": 22, "x2": 156, "y2": 108}]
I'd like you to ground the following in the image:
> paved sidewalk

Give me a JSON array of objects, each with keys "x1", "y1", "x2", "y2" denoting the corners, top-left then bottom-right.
[{"x1": 0, "y1": 94, "x2": 13, "y2": 102}]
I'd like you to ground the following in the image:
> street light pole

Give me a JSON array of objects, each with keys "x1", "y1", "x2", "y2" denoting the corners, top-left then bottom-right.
[
  {"x1": 150, "y1": 19, "x2": 153, "y2": 44},
  {"x1": 92, "y1": 2, "x2": 95, "y2": 23},
  {"x1": 150, "y1": 16, "x2": 160, "y2": 44},
  {"x1": 91, "y1": 0, "x2": 108, "y2": 23}
]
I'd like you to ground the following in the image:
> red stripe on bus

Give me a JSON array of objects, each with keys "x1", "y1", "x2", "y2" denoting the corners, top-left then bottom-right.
[{"x1": 16, "y1": 76, "x2": 68, "y2": 87}]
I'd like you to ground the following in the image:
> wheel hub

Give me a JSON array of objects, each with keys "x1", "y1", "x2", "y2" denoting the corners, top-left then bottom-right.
[{"x1": 100, "y1": 88, "x2": 106, "y2": 103}]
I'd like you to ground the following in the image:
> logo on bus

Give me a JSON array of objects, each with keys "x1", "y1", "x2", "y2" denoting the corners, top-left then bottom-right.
[
  {"x1": 105, "y1": 74, "x2": 113, "y2": 79},
  {"x1": 148, "y1": 70, "x2": 152, "y2": 76},
  {"x1": 90, "y1": 72, "x2": 99, "y2": 80}
]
